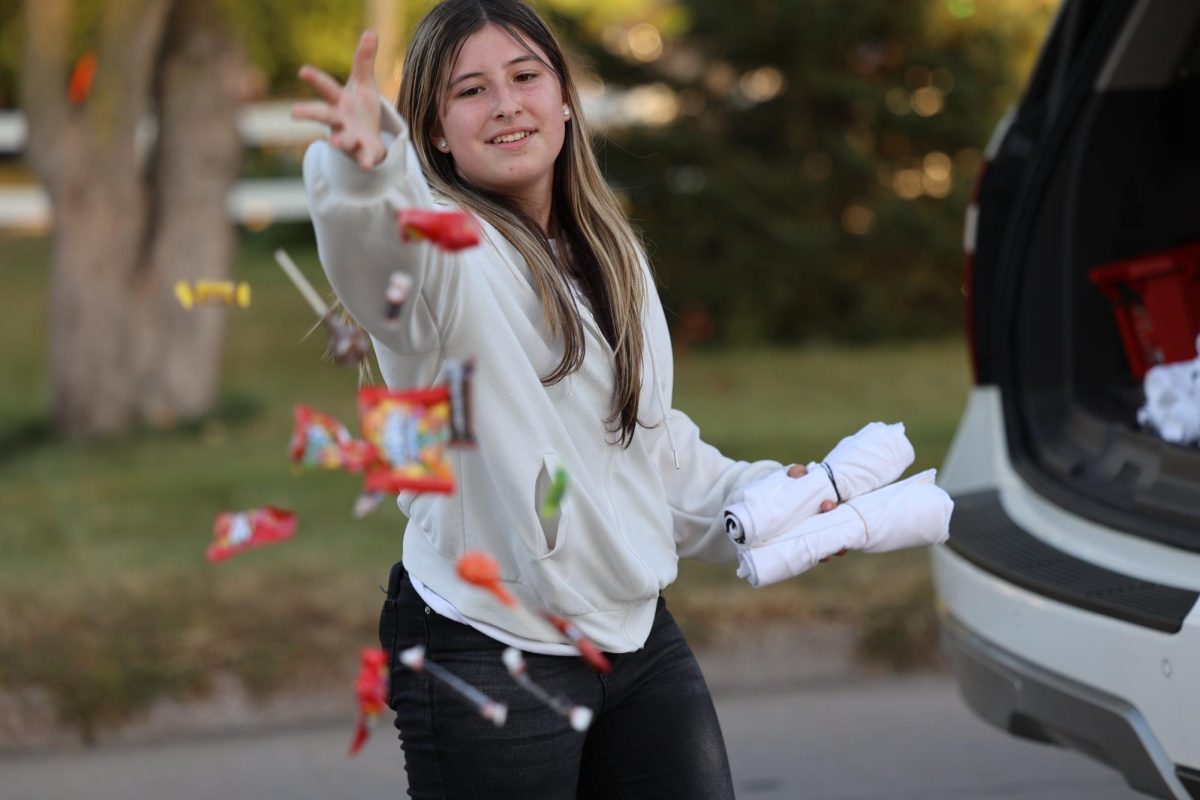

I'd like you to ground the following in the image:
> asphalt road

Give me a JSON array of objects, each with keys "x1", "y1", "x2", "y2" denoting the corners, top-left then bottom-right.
[{"x1": 4, "y1": 673, "x2": 1143, "y2": 800}]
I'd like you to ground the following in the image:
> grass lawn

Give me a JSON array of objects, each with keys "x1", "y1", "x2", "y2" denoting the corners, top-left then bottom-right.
[{"x1": 0, "y1": 231, "x2": 971, "y2": 740}]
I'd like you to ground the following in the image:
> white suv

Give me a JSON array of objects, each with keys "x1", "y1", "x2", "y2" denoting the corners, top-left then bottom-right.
[{"x1": 933, "y1": 1, "x2": 1200, "y2": 798}]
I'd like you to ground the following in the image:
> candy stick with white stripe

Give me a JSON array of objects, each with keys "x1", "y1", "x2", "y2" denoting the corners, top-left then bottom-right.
[
  {"x1": 398, "y1": 645, "x2": 507, "y2": 726},
  {"x1": 502, "y1": 648, "x2": 593, "y2": 732},
  {"x1": 273, "y1": 249, "x2": 329, "y2": 317}
]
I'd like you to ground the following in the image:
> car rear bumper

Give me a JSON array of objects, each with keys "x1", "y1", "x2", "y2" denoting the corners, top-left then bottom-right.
[
  {"x1": 941, "y1": 611, "x2": 1197, "y2": 800},
  {"x1": 935, "y1": 386, "x2": 1200, "y2": 796}
]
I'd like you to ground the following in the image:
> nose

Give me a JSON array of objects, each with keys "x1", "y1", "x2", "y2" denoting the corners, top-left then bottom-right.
[{"x1": 492, "y1": 84, "x2": 521, "y2": 120}]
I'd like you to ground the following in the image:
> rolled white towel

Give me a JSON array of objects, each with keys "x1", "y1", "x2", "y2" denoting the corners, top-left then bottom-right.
[
  {"x1": 736, "y1": 469, "x2": 953, "y2": 588},
  {"x1": 724, "y1": 421, "x2": 915, "y2": 547}
]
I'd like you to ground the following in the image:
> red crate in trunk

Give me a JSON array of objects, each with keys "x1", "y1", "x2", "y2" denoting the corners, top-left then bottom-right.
[{"x1": 1088, "y1": 243, "x2": 1200, "y2": 379}]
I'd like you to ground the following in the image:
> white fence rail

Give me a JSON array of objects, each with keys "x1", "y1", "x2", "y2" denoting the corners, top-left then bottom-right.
[
  {"x1": 0, "y1": 92, "x2": 631, "y2": 231},
  {"x1": 0, "y1": 103, "x2": 324, "y2": 230}
]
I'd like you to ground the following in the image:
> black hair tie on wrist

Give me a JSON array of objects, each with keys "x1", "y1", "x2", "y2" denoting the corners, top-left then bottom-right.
[{"x1": 820, "y1": 462, "x2": 843, "y2": 504}]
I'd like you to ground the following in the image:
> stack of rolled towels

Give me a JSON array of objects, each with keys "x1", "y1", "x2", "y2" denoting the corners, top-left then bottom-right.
[{"x1": 725, "y1": 422, "x2": 954, "y2": 588}]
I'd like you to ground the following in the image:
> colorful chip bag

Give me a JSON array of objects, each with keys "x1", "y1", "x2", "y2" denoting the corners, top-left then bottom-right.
[
  {"x1": 357, "y1": 386, "x2": 456, "y2": 494},
  {"x1": 290, "y1": 405, "x2": 372, "y2": 471}
]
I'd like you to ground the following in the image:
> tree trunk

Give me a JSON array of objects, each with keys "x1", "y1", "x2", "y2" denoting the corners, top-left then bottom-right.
[
  {"x1": 133, "y1": 0, "x2": 243, "y2": 426},
  {"x1": 21, "y1": 0, "x2": 242, "y2": 438}
]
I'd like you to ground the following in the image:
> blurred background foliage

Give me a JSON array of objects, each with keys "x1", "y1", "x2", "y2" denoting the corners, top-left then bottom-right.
[
  {"x1": 0, "y1": 0, "x2": 1057, "y2": 345},
  {"x1": 578, "y1": 0, "x2": 1055, "y2": 344}
]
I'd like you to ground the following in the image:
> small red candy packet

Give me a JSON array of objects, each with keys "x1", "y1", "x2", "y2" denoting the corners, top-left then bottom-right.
[
  {"x1": 206, "y1": 506, "x2": 297, "y2": 562},
  {"x1": 348, "y1": 647, "x2": 390, "y2": 756},
  {"x1": 395, "y1": 208, "x2": 481, "y2": 252}
]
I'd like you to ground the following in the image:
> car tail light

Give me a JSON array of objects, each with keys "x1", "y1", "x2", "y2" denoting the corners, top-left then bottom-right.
[{"x1": 963, "y1": 162, "x2": 987, "y2": 385}]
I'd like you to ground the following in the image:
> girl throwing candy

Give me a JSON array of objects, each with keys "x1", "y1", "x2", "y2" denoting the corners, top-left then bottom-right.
[{"x1": 294, "y1": 2, "x2": 824, "y2": 796}]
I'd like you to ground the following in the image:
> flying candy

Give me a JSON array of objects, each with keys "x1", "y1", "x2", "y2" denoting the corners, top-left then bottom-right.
[
  {"x1": 325, "y1": 315, "x2": 373, "y2": 367},
  {"x1": 539, "y1": 612, "x2": 612, "y2": 675},
  {"x1": 206, "y1": 506, "x2": 296, "y2": 562},
  {"x1": 175, "y1": 280, "x2": 251, "y2": 310},
  {"x1": 348, "y1": 647, "x2": 390, "y2": 756},
  {"x1": 273, "y1": 249, "x2": 371, "y2": 367},
  {"x1": 383, "y1": 271, "x2": 414, "y2": 329},
  {"x1": 352, "y1": 491, "x2": 388, "y2": 519},
  {"x1": 396, "y1": 208, "x2": 481, "y2": 252},
  {"x1": 443, "y1": 358, "x2": 477, "y2": 446},
  {"x1": 289, "y1": 405, "x2": 373, "y2": 471},
  {"x1": 457, "y1": 551, "x2": 612, "y2": 673},
  {"x1": 358, "y1": 387, "x2": 456, "y2": 494},
  {"x1": 67, "y1": 50, "x2": 97, "y2": 105},
  {"x1": 502, "y1": 648, "x2": 593, "y2": 732},
  {"x1": 540, "y1": 466, "x2": 568, "y2": 519},
  {"x1": 399, "y1": 645, "x2": 507, "y2": 726}
]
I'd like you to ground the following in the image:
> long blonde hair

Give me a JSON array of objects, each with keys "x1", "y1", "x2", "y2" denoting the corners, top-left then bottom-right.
[{"x1": 397, "y1": 0, "x2": 647, "y2": 446}]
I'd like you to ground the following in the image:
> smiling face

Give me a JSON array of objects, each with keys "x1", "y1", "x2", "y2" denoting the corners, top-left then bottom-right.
[{"x1": 434, "y1": 23, "x2": 569, "y2": 223}]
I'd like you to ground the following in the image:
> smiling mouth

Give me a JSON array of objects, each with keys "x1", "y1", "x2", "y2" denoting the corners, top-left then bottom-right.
[{"x1": 489, "y1": 131, "x2": 534, "y2": 144}]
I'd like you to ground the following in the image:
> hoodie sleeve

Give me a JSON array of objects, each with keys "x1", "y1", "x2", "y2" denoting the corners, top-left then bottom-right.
[
  {"x1": 640, "y1": 265, "x2": 783, "y2": 564},
  {"x1": 302, "y1": 98, "x2": 463, "y2": 356},
  {"x1": 655, "y1": 408, "x2": 784, "y2": 563}
]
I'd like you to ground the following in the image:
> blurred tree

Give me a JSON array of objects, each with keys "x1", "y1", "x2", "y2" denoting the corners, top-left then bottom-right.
[
  {"x1": 584, "y1": 0, "x2": 1056, "y2": 345},
  {"x1": 22, "y1": 0, "x2": 244, "y2": 437}
]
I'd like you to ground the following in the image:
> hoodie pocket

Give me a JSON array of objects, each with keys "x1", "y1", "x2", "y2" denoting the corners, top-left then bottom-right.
[
  {"x1": 533, "y1": 453, "x2": 571, "y2": 559},
  {"x1": 523, "y1": 453, "x2": 597, "y2": 616}
]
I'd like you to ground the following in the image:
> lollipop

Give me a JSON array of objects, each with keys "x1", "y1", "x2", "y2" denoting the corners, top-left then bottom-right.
[{"x1": 457, "y1": 551, "x2": 612, "y2": 673}]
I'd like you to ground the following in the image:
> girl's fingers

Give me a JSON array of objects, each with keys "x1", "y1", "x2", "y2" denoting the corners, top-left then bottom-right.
[
  {"x1": 290, "y1": 101, "x2": 340, "y2": 127},
  {"x1": 342, "y1": 131, "x2": 366, "y2": 160},
  {"x1": 349, "y1": 30, "x2": 379, "y2": 87},
  {"x1": 360, "y1": 140, "x2": 386, "y2": 169},
  {"x1": 298, "y1": 65, "x2": 344, "y2": 104},
  {"x1": 786, "y1": 463, "x2": 807, "y2": 478},
  {"x1": 357, "y1": 147, "x2": 379, "y2": 170}
]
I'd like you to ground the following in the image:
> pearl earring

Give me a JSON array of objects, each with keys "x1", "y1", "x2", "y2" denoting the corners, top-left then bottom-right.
[
  {"x1": 562, "y1": 106, "x2": 571, "y2": 119},
  {"x1": 437, "y1": 138, "x2": 448, "y2": 151}
]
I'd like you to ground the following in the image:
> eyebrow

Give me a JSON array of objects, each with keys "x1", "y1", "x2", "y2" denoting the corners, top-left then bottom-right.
[{"x1": 449, "y1": 55, "x2": 541, "y2": 88}]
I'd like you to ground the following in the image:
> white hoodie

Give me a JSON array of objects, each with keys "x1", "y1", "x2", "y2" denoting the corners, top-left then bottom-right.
[{"x1": 302, "y1": 101, "x2": 781, "y2": 652}]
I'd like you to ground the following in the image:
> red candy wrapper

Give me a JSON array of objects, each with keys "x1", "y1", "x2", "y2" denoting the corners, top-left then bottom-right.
[
  {"x1": 348, "y1": 647, "x2": 390, "y2": 757},
  {"x1": 396, "y1": 209, "x2": 481, "y2": 252},
  {"x1": 289, "y1": 405, "x2": 372, "y2": 471},
  {"x1": 358, "y1": 387, "x2": 455, "y2": 494},
  {"x1": 67, "y1": 51, "x2": 97, "y2": 106},
  {"x1": 206, "y1": 506, "x2": 297, "y2": 562}
]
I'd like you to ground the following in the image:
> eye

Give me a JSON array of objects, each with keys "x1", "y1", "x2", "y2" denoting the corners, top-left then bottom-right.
[
  {"x1": 457, "y1": 86, "x2": 484, "y2": 98},
  {"x1": 515, "y1": 71, "x2": 539, "y2": 82}
]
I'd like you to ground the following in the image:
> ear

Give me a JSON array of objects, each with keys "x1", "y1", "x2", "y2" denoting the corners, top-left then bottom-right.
[{"x1": 430, "y1": 123, "x2": 451, "y2": 153}]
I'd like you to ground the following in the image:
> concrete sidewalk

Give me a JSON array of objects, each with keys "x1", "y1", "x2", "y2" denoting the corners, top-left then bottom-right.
[{"x1": 4, "y1": 671, "x2": 1141, "y2": 800}]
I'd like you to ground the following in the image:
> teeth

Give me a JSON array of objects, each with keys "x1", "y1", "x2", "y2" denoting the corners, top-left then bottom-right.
[{"x1": 492, "y1": 131, "x2": 531, "y2": 144}]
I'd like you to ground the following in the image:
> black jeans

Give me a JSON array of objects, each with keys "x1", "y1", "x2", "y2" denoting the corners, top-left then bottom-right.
[{"x1": 379, "y1": 562, "x2": 736, "y2": 800}]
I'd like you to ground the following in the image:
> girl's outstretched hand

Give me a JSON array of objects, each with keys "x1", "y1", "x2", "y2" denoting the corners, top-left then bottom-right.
[{"x1": 292, "y1": 30, "x2": 388, "y2": 170}]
